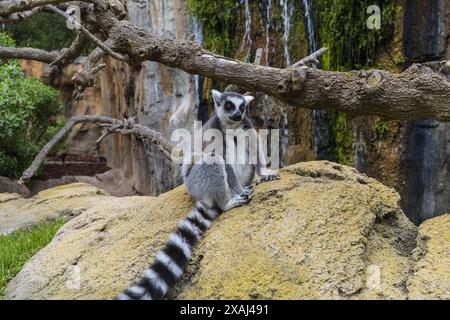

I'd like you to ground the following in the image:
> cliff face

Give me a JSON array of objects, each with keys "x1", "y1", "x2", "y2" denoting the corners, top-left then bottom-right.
[
  {"x1": 398, "y1": 0, "x2": 450, "y2": 224},
  {"x1": 18, "y1": 0, "x2": 449, "y2": 223},
  {"x1": 1, "y1": 162, "x2": 448, "y2": 300},
  {"x1": 95, "y1": 0, "x2": 199, "y2": 196}
]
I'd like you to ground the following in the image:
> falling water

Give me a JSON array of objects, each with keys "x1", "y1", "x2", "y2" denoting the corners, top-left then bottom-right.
[
  {"x1": 192, "y1": 17, "x2": 203, "y2": 106},
  {"x1": 281, "y1": 112, "x2": 289, "y2": 166},
  {"x1": 278, "y1": 0, "x2": 293, "y2": 163},
  {"x1": 265, "y1": 0, "x2": 271, "y2": 65},
  {"x1": 280, "y1": 0, "x2": 292, "y2": 66},
  {"x1": 301, "y1": 0, "x2": 333, "y2": 160},
  {"x1": 302, "y1": 0, "x2": 317, "y2": 54},
  {"x1": 241, "y1": 0, "x2": 252, "y2": 51}
]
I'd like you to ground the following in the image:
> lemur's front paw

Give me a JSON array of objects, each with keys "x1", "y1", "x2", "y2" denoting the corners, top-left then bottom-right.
[
  {"x1": 225, "y1": 194, "x2": 251, "y2": 211},
  {"x1": 256, "y1": 174, "x2": 280, "y2": 185},
  {"x1": 241, "y1": 185, "x2": 254, "y2": 197}
]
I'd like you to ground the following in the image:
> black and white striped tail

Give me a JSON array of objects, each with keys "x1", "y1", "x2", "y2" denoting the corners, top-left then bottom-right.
[{"x1": 116, "y1": 202, "x2": 219, "y2": 300}]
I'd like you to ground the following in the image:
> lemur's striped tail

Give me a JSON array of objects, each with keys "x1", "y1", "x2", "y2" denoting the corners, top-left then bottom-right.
[{"x1": 116, "y1": 202, "x2": 219, "y2": 300}]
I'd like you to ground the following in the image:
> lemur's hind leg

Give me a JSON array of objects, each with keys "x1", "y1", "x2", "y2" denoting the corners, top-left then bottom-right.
[
  {"x1": 225, "y1": 165, "x2": 253, "y2": 197},
  {"x1": 184, "y1": 153, "x2": 250, "y2": 212}
]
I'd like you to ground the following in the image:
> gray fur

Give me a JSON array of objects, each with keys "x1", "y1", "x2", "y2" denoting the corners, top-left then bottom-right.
[
  {"x1": 117, "y1": 90, "x2": 279, "y2": 301},
  {"x1": 183, "y1": 90, "x2": 279, "y2": 212}
]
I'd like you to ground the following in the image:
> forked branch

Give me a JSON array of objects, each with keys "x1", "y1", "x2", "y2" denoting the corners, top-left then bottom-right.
[{"x1": 18, "y1": 115, "x2": 173, "y2": 184}]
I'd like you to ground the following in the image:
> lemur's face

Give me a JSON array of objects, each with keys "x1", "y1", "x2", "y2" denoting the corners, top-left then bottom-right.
[{"x1": 212, "y1": 90, "x2": 254, "y2": 124}]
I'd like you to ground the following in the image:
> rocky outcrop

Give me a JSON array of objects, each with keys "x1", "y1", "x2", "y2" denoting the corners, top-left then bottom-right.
[
  {"x1": 4, "y1": 161, "x2": 447, "y2": 300},
  {"x1": 407, "y1": 214, "x2": 450, "y2": 299},
  {"x1": 0, "y1": 183, "x2": 108, "y2": 235},
  {"x1": 0, "y1": 176, "x2": 31, "y2": 198}
]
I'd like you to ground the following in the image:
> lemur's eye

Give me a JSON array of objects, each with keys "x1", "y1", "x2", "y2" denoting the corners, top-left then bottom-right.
[
  {"x1": 239, "y1": 104, "x2": 245, "y2": 113},
  {"x1": 224, "y1": 102, "x2": 234, "y2": 111}
]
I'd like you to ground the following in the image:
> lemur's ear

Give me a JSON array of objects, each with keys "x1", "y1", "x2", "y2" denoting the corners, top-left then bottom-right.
[
  {"x1": 244, "y1": 95, "x2": 255, "y2": 106},
  {"x1": 211, "y1": 89, "x2": 222, "y2": 106}
]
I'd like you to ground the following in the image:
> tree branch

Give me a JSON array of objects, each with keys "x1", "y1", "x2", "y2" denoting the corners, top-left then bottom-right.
[
  {"x1": 46, "y1": 4, "x2": 130, "y2": 63},
  {"x1": 291, "y1": 47, "x2": 328, "y2": 68},
  {"x1": 0, "y1": 0, "x2": 93, "y2": 17},
  {"x1": 0, "y1": 46, "x2": 58, "y2": 63},
  {"x1": 0, "y1": 1, "x2": 448, "y2": 121},
  {"x1": 18, "y1": 115, "x2": 173, "y2": 184},
  {"x1": 0, "y1": 6, "x2": 41, "y2": 22},
  {"x1": 108, "y1": 21, "x2": 449, "y2": 120},
  {"x1": 71, "y1": 47, "x2": 105, "y2": 99},
  {"x1": 50, "y1": 31, "x2": 89, "y2": 67}
]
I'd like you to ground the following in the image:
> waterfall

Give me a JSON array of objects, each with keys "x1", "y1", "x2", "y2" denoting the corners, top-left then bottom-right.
[
  {"x1": 301, "y1": 0, "x2": 334, "y2": 160},
  {"x1": 302, "y1": 0, "x2": 317, "y2": 54},
  {"x1": 265, "y1": 0, "x2": 271, "y2": 65},
  {"x1": 302, "y1": 0, "x2": 320, "y2": 155},
  {"x1": 241, "y1": 0, "x2": 252, "y2": 51},
  {"x1": 281, "y1": 112, "x2": 289, "y2": 166},
  {"x1": 192, "y1": 17, "x2": 203, "y2": 106},
  {"x1": 280, "y1": 0, "x2": 292, "y2": 66},
  {"x1": 275, "y1": 0, "x2": 294, "y2": 164}
]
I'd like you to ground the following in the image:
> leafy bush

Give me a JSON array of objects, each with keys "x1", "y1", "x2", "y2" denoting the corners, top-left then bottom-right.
[
  {"x1": 0, "y1": 32, "x2": 64, "y2": 179},
  {"x1": 4, "y1": 12, "x2": 76, "y2": 51}
]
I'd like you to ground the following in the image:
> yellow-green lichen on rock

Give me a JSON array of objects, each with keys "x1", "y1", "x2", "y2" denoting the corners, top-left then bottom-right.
[
  {"x1": 0, "y1": 183, "x2": 109, "y2": 236},
  {"x1": 3, "y1": 161, "x2": 439, "y2": 300}
]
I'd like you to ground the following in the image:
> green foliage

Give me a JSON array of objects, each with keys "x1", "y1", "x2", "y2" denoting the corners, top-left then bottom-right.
[
  {"x1": 332, "y1": 112, "x2": 353, "y2": 165},
  {"x1": 0, "y1": 218, "x2": 65, "y2": 297},
  {"x1": 312, "y1": 1, "x2": 400, "y2": 164},
  {"x1": 4, "y1": 12, "x2": 76, "y2": 51},
  {"x1": 0, "y1": 32, "x2": 15, "y2": 47},
  {"x1": 372, "y1": 118, "x2": 389, "y2": 138},
  {"x1": 187, "y1": 0, "x2": 241, "y2": 57},
  {"x1": 0, "y1": 32, "x2": 64, "y2": 179},
  {"x1": 289, "y1": 2, "x2": 309, "y2": 65}
]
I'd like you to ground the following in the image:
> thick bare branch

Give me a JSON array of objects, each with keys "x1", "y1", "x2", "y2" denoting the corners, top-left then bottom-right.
[
  {"x1": 18, "y1": 115, "x2": 173, "y2": 184},
  {"x1": 0, "y1": 0, "x2": 92, "y2": 17},
  {"x1": 0, "y1": 2, "x2": 448, "y2": 121},
  {"x1": 0, "y1": 6, "x2": 41, "y2": 22},
  {"x1": 71, "y1": 47, "x2": 105, "y2": 99},
  {"x1": 46, "y1": 4, "x2": 129, "y2": 63},
  {"x1": 105, "y1": 21, "x2": 449, "y2": 121},
  {"x1": 50, "y1": 32, "x2": 89, "y2": 67},
  {"x1": 291, "y1": 47, "x2": 328, "y2": 68},
  {"x1": 0, "y1": 46, "x2": 58, "y2": 63}
]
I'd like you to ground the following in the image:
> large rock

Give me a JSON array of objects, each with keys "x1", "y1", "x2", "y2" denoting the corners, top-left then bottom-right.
[
  {"x1": 0, "y1": 183, "x2": 108, "y2": 235},
  {"x1": 407, "y1": 214, "x2": 450, "y2": 299},
  {"x1": 0, "y1": 176, "x2": 31, "y2": 198},
  {"x1": 2, "y1": 161, "x2": 447, "y2": 300}
]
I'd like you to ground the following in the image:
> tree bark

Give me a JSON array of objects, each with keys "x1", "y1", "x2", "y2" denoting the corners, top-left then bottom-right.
[
  {"x1": 109, "y1": 21, "x2": 450, "y2": 121},
  {"x1": 0, "y1": 0, "x2": 449, "y2": 122}
]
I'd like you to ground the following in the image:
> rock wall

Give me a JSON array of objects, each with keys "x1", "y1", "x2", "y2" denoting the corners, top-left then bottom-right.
[
  {"x1": 19, "y1": 0, "x2": 198, "y2": 196},
  {"x1": 398, "y1": 0, "x2": 450, "y2": 224},
  {"x1": 20, "y1": 59, "x2": 105, "y2": 158}
]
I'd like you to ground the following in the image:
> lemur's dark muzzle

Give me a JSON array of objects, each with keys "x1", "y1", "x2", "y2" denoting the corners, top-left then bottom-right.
[{"x1": 229, "y1": 111, "x2": 242, "y2": 121}]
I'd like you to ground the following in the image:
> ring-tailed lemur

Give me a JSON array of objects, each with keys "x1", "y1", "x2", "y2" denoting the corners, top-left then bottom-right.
[{"x1": 117, "y1": 90, "x2": 280, "y2": 300}]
